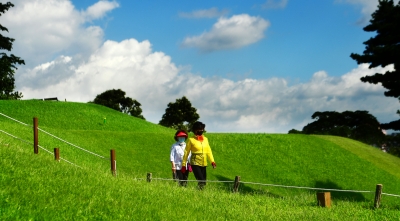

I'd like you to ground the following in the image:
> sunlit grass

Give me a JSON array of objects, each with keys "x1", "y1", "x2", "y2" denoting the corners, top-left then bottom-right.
[
  {"x1": 1, "y1": 100, "x2": 400, "y2": 220},
  {"x1": 1, "y1": 138, "x2": 400, "y2": 220}
]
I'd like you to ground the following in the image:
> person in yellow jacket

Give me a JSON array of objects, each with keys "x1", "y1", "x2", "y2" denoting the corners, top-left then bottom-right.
[{"x1": 181, "y1": 121, "x2": 216, "y2": 189}]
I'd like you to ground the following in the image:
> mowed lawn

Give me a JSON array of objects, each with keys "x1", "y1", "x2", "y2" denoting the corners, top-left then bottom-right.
[{"x1": 1, "y1": 100, "x2": 400, "y2": 220}]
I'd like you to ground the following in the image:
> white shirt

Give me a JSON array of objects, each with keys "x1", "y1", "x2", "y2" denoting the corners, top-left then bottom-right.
[{"x1": 170, "y1": 141, "x2": 191, "y2": 170}]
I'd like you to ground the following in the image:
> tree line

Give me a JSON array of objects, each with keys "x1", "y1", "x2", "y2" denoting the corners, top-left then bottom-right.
[
  {"x1": 288, "y1": 110, "x2": 386, "y2": 144},
  {"x1": 90, "y1": 88, "x2": 199, "y2": 132}
]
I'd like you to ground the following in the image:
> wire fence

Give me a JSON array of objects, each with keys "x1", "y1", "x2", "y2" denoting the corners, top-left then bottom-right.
[
  {"x1": 0, "y1": 129, "x2": 82, "y2": 168},
  {"x1": 1, "y1": 112, "x2": 109, "y2": 160},
  {"x1": 149, "y1": 176, "x2": 400, "y2": 198},
  {"x1": 152, "y1": 177, "x2": 235, "y2": 183},
  {"x1": 240, "y1": 181, "x2": 374, "y2": 193},
  {"x1": 38, "y1": 128, "x2": 109, "y2": 160},
  {"x1": 0, "y1": 129, "x2": 31, "y2": 145},
  {"x1": 0, "y1": 113, "x2": 30, "y2": 127},
  {"x1": 2, "y1": 112, "x2": 400, "y2": 200},
  {"x1": 382, "y1": 192, "x2": 400, "y2": 198}
]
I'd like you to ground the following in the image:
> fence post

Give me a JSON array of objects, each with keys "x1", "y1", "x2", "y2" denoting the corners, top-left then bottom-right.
[
  {"x1": 147, "y1": 173, "x2": 152, "y2": 182},
  {"x1": 33, "y1": 117, "x2": 38, "y2": 154},
  {"x1": 374, "y1": 184, "x2": 383, "y2": 209},
  {"x1": 233, "y1": 176, "x2": 241, "y2": 193},
  {"x1": 110, "y1": 149, "x2": 116, "y2": 176},
  {"x1": 54, "y1": 148, "x2": 60, "y2": 161},
  {"x1": 317, "y1": 192, "x2": 331, "y2": 208}
]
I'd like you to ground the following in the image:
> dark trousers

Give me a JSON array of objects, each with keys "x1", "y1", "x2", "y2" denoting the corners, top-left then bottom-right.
[
  {"x1": 191, "y1": 165, "x2": 207, "y2": 189},
  {"x1": 173, "y1": 169, "x2": 189, "y2": 186}
]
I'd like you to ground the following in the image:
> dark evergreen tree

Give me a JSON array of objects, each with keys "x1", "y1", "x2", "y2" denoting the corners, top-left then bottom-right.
[
  {"x1": 159, "y1": 96, "x2": 200, "y2": 131},
  {"x1": 93, "y1": 89, "x2": 145, "y2": 119},
  {"x1": 350, "y1": 0, "x2": 400, "y2": 130},
  {"x1": 0, "y1": 2, "x2": 25, "y2": 100}
]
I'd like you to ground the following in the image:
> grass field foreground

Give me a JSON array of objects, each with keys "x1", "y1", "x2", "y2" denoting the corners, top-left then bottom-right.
[{"x1": 1, "y1": 137, "x2": 400, "y2": 220}]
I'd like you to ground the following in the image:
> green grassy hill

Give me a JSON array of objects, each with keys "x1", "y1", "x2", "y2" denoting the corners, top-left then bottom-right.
[{"x1": 1, "y1": 100, "x2": 400, "y2": 220}]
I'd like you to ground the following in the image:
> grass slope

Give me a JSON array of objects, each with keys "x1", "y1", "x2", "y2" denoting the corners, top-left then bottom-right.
[
  {"x1": 1, "y1": 100, "x2": 400, "y2": 219},
  {"x1": 1, "y1": 137, "x2": 400, "y2": 220}
]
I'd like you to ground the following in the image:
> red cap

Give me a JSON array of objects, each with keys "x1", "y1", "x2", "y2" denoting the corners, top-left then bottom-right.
[{"x1": 176, "y1": 131, "x2": 187, "y2": 137}]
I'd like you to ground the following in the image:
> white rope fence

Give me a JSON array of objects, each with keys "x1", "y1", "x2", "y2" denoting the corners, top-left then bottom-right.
[
  {"x1": 152, "y1": 177, "x2": 235, "y2": 183},
  {"x1": 0, "y1": 113, "x2": 30, "y2": 126},
  {"x1": 382, "y1": 192, "x2": 400, "y2": 198},
  {"x1": 150, "y1": 176, "x2": 400, "y2": 198},
  {"x1": 240, "y1": 181, "x2": 373, "y2": 193},
  {"x1": 151, "y1": 177, "x2": 370, "y2": 192},
  {"x1": 38, "y1": 144, "x2": 83, "y2": 168},
  {"x1": 0, "y1": 129, "x2": 31, "y2": 145},
  {"x1": 38, "y1": 128, "x2": 109, "y2": 160},
  {"x1": 0, "y1": 129, "x2": 82, "y2": 168},
  {"x1": 0, "y1": 112, "x2": 108, "y2": 160}
]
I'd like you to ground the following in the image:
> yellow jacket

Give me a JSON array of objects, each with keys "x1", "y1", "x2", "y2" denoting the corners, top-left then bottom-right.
[{"x1": 182, "y1": 135, "x2": 215, "y2": 167}]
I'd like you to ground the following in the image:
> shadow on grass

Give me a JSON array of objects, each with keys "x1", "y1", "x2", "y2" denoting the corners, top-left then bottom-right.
[
  {"x1": 213, "y1": 176, "x2": 369, "y2": 202},
  {"x1": 314, "y1": 180, "x2": 366, "y2": 202},
  {"x1": 214, "y1": 175, "x2": 282, "y2": 198}
]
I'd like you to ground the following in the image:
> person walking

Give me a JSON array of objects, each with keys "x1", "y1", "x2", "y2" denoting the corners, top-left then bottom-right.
[
  {"x1": 182, "y1": 121, "x2": 216, "y2": 189},
  {"x1": 170, "y1": 130, "x2": 191, "y2": 186}
]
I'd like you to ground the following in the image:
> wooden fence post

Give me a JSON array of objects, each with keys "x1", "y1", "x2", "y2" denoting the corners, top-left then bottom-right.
[
  {"x1": 233, "y1": 176, "x2": 241, "y2": 193},
  {"x1": 54, "y1": 148, "x2": 60, "y2": 161},
  {"x1": 33, "y1": 117, "x2": 38, "y2": 154},
  {"x1": 374, "y1": 184, "x2": 383, "y2": 209},
  {"x1": 317, "y1": 192, "x2": 331, "y2": 208},
  {"x1": 110, "y1": 149, "x2": 116, "y2": 176},
  {"x1": 147, "y1": 173, "x2": 152, "y2": 182}
]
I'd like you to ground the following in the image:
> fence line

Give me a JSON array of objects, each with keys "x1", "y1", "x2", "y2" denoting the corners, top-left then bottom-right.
[
  {"x1": 240, "y1": 181, "x2": 374, "y2": 193},
  {"x1": 151, "y1": 177, "x2": 373, "y2": 193},
  {"x1": 0, "y1": 113, "x2": 30, "y2": 127},
  {"x1": 0, "y1": 129, "x2": 31, "y2": 145},
  {"x1": 152, "y1": 177, "x2": 235, "y2": 183},
  {"x1": 1, "y1": 112, "x2": 108, "y2": 161},
  {"x1": 150, "y1": 176, "x2": 400, "y2": 198},
  {"x1": 38, "y1": 128, "x2": 109, "y2": 160},
  {"x1": 382, "y1": 192, "x2": 400, "y2": 198},
  {"x1": 38, "y1": 145, "x2": 83, "y2": 168},
  {"x1": 0, "y1": 129, "x2": 82, "y2": 168}
]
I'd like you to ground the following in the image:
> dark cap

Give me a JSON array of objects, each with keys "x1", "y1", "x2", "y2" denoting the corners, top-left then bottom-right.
[{"x1": 192, "y1": 121, "x2": 205, "y2": 131}]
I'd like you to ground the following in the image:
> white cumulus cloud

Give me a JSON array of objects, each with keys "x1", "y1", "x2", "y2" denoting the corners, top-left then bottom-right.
[
  {"x1": 181, "y1": 14, "x2": 270, "y2": 52},
  {"x1": 83, "y1": 0, "x2": 119, "y2": 21},
  {"x1": 18, "y1": 39, "x2": 398, "y2": 133},
  {"x1": 2, "y1": 0, "x2": 117, "y2": 66},
  {"x1": 19, "y1": 39, "x2": 179, "y2": 105}
]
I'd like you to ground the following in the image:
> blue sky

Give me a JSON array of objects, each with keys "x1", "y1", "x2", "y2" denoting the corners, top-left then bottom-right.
[
  {"x1": 3, "y1": 0, "x2": 400, "y2": 132},
  {"x1": 73, "y1": 0, "x2": 372, "y2": 82}
]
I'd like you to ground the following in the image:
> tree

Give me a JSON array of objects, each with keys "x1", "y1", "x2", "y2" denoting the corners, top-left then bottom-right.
[
  {"x1": 350, "y1": 0, "x2": 400, "y2": 130},
  {"x1": 302, "y1": 110, "x2": 385, "y2": 145},
  {"x1": 0, "y1": 2, "x2": 25, "y2": 100},
  {"x1": 120, "y1": 97, "x2": 145, "y2": 120},
  {"x1": 159, "y1": 96, "x2": 200, "y2": 131},
  {"x1": 380, "y1": 110, "x2": 400, "y2": 130},
  {"x1": 93, "y1": 89, "x2": 145, "y2": 119},
  {"x1": 288, "y1": 129, "x2": 302, "y2": 134}
]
